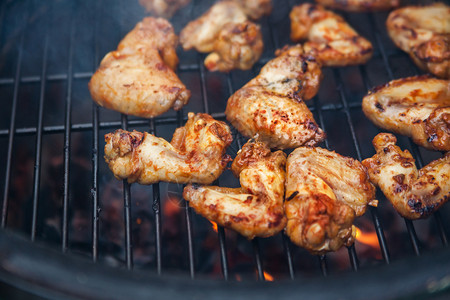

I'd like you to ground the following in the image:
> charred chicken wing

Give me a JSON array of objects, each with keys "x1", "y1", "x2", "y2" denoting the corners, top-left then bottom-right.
[
  {"x1": 315, "y1": 0, "x2": 399, "y2": 12},
  {"x1": 362, "y1": 76, "x2": 450, "y2": 151},
  {"x1": 225, "y1": 45, "x2": 325, "y2": 149},
  {"x1": 183, "y1": 139, "x2": 287, "y2": 239},
  {"x1": 139, "y1": 0, "x2": 191, "y2": 19},
  {"x1": 104, "y1": 113, "x2": 232, "y2": 185},
  {"x1": 362, "y1": 133, "x2": 450, "y2": 219},
  {"x1": 180, "y1": 0, "x2": 266, "y2": 72},
  {"x1": 290, "y1": 3, "x2": 373, "y2": 66},
  {"x1": 89, "y1": 17, "x2": 190, "y2": 118},
  {"x1": 386, "y1": 3, "x2": 450, "y2": 79},
  {"x1": 285, "y1": 147, "x2": 376, "y2": 254}
]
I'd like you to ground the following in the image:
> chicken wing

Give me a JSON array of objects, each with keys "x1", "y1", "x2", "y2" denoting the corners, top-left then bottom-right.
[
  {"x1": 285, "y1": 147, "x2": 376, "y2": 254},
  {"x1": 89, "y1": 17, "x2": 190, "y2": 118},
  {"x1": 290, "y1": 3, "x2": 373, "y2": 66},
  {"x1": 225, "y1": 45, "x2": 325, "y2": 149},
  {"x1": 204, "y1": 21, "x2": 263, "y2": 72},
  {"x1": 104, "y1": 113, "x2": 232, "y2": 185},
  {"x1": 315, "y1": 0, "x2": 399, "y2": 12},
  {"x1": 386, "y1": 3, "x2": 450, "y2": 79},
  {"x1": 362, "y1": 133, "x2": 450, "y2": 219},
  {"x1": 179, "y1": 0, "x2": 265, "y2": 72},
  {"x1": 233, "y1": 0, "x2": 272, "y2": 20},
  {"x1": 362, "y1": 75, "x2": 450, "y2": 151},
  {"x1": 138, "y1": 0, "x2": 191, "y2": 19},
  {"x1": 183, "y1": 139, "x2": 287, "y2": 239}
]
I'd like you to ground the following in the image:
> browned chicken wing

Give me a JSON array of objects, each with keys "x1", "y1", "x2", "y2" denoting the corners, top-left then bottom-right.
[
  {"x1": 290, "y1": 3, "x2": 373, "y2": 66},
  {"x1": 89, "y1": 17, "x2": 190, "y2": 118},
  {"x1": 180, "y1": 0, "x2": 266, "y2": 72},
  {"x1": 362, "y1": 133, "x2": 450, "y2": 219},
  {"x1": 183, "y1": 139, "x2": 287, "y2": 239},
  {"x1": 139, "y1": 0, "x2": 191, "y2": 18},
  {"x1": 234, "y1": 0, "x2": 272, "y2": 20},
  {"x1": 386, "y1": 3, "x2": 450, "y2": 79},
  {"x1": 204, "y1": 21, "x2": 263, "y2": 72},
  {"x1": 285, "y1": 147, "x2": 376, "y2": 254},
  {"x1": 104, "y1": 113, "x2": 232, "y2": 185},
  {"x1": 225, "y1": 45, "x2": 325, "y2": 149},
  {"x1": 315, "y1": 0, "x2": 399, "y2": 12},
  {"x1": 362, "y1": 76, "x2": 450, "y2": 151}
]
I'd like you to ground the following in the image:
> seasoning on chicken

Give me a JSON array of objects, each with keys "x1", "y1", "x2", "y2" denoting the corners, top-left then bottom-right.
[
  {"x1": 204, "y1": 21, "x2": 263, "y2": 72},
  {"x1": 104, "y1": 113, "x2": 232, "y2": 185},
  {"x1": 183, "y1": 139, "x2": 287, "y2": 239},
  {"x1": 225, "y1": 45, "x2": 325, "y2": 149},
  {"x1": 315, "y1": 0, "x2": 399, "y2": 12},
  {"x1": 180, "y1": 0, "x2": 269, "y2": 72},
  {"x1": 290, "y1": 3, "x2": 373, "y2": 66},
  {"x1": 89, "y1": 17, "x2": 190, "y2": 118},
  {"x1": 362, "y1": 133, "x2": 450, "y2": 219},
  {"x1": 138, "y1": 0, "x2": 191, "y2": 19},
  {"x1": 362, "y1": 75, "x2": 450, "y2": 151},
  {"x1": 386, "y1": 3, "x2": 450, "y2": 79},
  {"x1": 285, "y1": 147, "x2": 376, "y2": 254}
]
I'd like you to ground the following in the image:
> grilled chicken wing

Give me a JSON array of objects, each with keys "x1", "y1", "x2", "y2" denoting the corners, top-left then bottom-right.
[
  {"x1": 138, "y1": 0, "x2": 191, "y2": 18},
  {"x1": 285, "y1": 147, "x2": 376, "y2": 254},
  {"x1": 89, "y1": 17, "x2": 190, "y2": 118},
  {"x1": 362, "y1": 76, "x2": 450, "y2": 151},
  {"x1": 180, "y1": 0, "x2": 266, "y2": 72},
  {"x1": 233, "y1": 0, "x2": 272, "y2": 20},
  {"x1": 362, "y1": 133, "x2": 450, "y2": 219},
  {"x1": 104, "y1": 113, "x2": 232, "y2": 185},
  {"x1": 204, "y1": 21, "x2": 263, "y2": 72},
  {"x1": 183, "y1": 139, "x2": 287, "y2": 239},
  {"x1": 290, "y1": 3, "x2": 373, "y2": 66},
  {"x1": 386, "y1": 3, "x2": 450, "y2": 79},
  {"x1": 225, "y1": 45, "x2": 325, "y2": 149},
  {"x1": 315, "y1": 0, "x2": 399, "y2": 12}
]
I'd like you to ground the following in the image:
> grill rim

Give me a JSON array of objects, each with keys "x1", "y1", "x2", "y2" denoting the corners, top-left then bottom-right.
[{"x1": 1, "y1": 229, "x2": 450, "y2": 300}]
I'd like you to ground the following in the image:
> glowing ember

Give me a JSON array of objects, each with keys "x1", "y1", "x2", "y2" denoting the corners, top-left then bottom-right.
[
  {"x1": 209, "y1": 220, "x2": 218, "y2": 233},
  {"x1": 263, "y1": 271, "x2": 274, "y2": 281},
  {"x1": 355, "y1": 226, "x2": 380, "y2": 249}
]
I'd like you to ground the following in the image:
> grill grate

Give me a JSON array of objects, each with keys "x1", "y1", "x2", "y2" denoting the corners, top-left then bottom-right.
[{"x1": 0, "y1": 0, "x2": 448, "y2": 289}]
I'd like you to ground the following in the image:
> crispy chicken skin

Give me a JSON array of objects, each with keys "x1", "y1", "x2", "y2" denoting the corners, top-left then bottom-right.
[
  {"x1": 204, "y1": 21, "x2": 263, "y2": 72},
  {"x1": 290, "y1": 3, "x2": 373, "y2": 66},
  {"x1": 104, "y1": 113, "x2": 232, "y2": 185},
  {"x1": 89, "y1": 17, "x2": 190, "y2": 118},
  {"x1": 315, "y1": 0, "x2": 399, "y2": 12},
  {"x1": 183, "y1": 139, "x2": 287, "y2": 239},
  {"x1": 138, "y1": 0, "x2": 191, "y2": 19},
  {"x1": 225, "y1": 45, "x2": 325, "y2": 149},
  {"x1": 362, "y1": 133, "x2": 450, "y2": 219},
  {"x1": 179, "y1": 0, "x2": 267, "y2": 72},
  {"x1": 285, "y1": 147, "x2": 376, "y2": 254},
  {"x1": 362, "y1": 76, "x2": 450, "y2": 151},
  {"x1": 386, "y1": 3, "x2": 450, "y2": 79}
]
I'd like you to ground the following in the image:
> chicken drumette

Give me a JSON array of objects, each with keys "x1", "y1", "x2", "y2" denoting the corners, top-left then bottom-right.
[
  {"x1": 180, "y1": 0, "x2": 270, "y2": 72},
  {"x1": 386, "y1": 3, "x2": 450, "y2": 79},
  {"x1": 138, "y1": 0, "x2": 191, "y2": 19},
  {"x1": 362, "y1": 133, "x2": 450, "y2": 219},
  {"x1": 104, "y1": 113, "x2": 232, "y2": 185},
  {"x1": 89, "y1": 17, "x2": 190, "y2": 118},
  {"x1": 315, "y1": 0, "x2": 399, "y2": 12},
  {"x1": 183, "y1": 139, "x2": 287, "y2": 239},
  {"x1": 285, "y1": 147, "x2": 376, "y2": 254},
  {"x1": 225, "y1": 45, "x2": 325, "y2": 149},
  {"x1": 290, "y1": 3, "x2": 373, "y2": 66},
  {"x1": 362, "y1": 75, "x2": 450, "y2": 151}
]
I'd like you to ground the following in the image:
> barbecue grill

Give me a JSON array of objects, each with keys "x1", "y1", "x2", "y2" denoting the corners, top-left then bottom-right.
[{"x1": 0, "y1": 0, "x2": 449, "y2": 299}]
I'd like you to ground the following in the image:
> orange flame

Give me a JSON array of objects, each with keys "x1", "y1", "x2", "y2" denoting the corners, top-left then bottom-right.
[
  {"x1": 209, "y1": 220, "x2": 218, "y2": 233},
  {"x1": 235, "y1": 274, "x2": 242, "y2": 282},
  {"x1": 355, "y1": 226, "x2": 380, "y2": 249},
  {"x1": 263, "y1": 271, "x2": 274, "y2": 281}
]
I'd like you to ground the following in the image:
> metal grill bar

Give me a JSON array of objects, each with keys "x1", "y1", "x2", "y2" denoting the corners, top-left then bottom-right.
[
  {"x1": 282, "y1": 234, "x2": 295, "y2": 279},
  {"x1": 31, "y1": 13, "x2": 50, "y2": 242},
  {"x1": 319, "y1": 255, "x2": 328, "y2": 276},
  {"x1": 253, "y1": 239, "x2": 265, "y2": 281},
  {"x1": 218, "y1": 226, "x2": 229, "y2": 280},
  {"x1": 1, "y1": 3, "x2": 29, "y2": 228}
]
